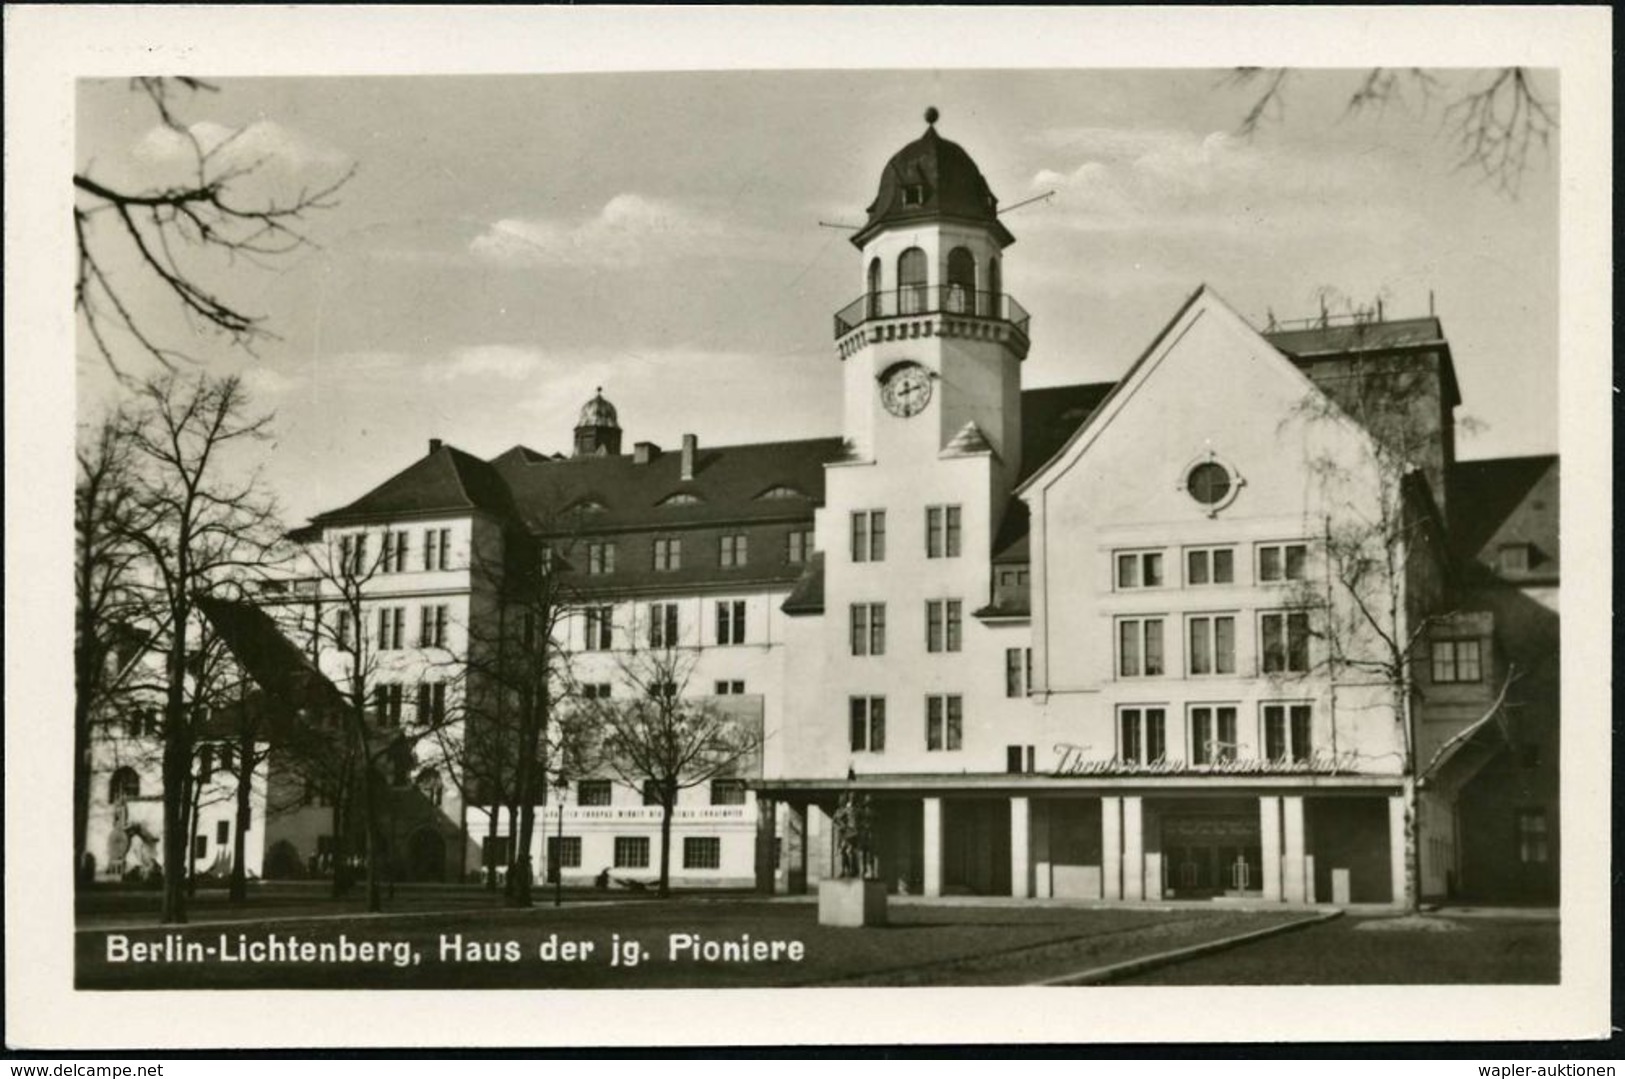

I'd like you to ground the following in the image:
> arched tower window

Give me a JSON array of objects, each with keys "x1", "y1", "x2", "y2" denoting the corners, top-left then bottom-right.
[
  {"x1": 867, "y1": 258, "x2": 882, "y2": 317},
  {"x1": 946, "y1": 246, "x2": 977, "y2": 314},
  {"x1": 109, "y1": 767, "x2": 141, "y2": 803},
  {"x1": 987, "y1": 256, "x2": 1002, "y2": 317},
  {"x1": 897, "y1": 247, "x2": 928, "y2": 315}
]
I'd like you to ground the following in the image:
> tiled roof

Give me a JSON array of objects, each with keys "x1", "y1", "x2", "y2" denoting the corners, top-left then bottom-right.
[
  {"x1": 314, "y1": 444, "x2": 515, "y2": 524},
  {"x1": 1447, "y1": 455, "x2": 1560, "y2": 582},
  {"x1": 781, "y1": 553, "x2": 825, "y2": 615},
  {"x1": 1018, "y1": 381, "x2": 1116, "y2": 483},
  {"x1": 196, "y1": 596, "x2": 346, "y2": 715},
  {"x1": 855, "y1": 121, "x2": 1013, "y2": 248}
]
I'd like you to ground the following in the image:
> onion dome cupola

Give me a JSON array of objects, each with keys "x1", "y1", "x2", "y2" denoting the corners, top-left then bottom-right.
[
  {"x1": 573, "y1": 387, "x2": 622, "y2": 457},
  {"x1": 851, "y1": 107, "x2": 1015, "y2": 249}
]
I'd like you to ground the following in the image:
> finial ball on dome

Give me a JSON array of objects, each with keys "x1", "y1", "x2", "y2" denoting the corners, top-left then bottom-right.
[{"x1": 924, "y1": 106, "x2": 940, "y2": 126}]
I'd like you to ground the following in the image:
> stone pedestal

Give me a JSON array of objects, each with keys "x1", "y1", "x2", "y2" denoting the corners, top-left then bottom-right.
[{"x1": 817, "y1": 877, "x2": 888, "y2": 927}]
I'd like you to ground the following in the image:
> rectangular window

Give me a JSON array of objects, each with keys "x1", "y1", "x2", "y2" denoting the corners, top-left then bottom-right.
[
  {"x1": 1515, "y1": 809, "x2": 1548, "y2": 864},
  {"x1": 925, "y1": 505, "x2": 962, "y2": 558},
  {"x1": 849, "y1": 603, "x2": 885, "y2": 656},
  {"x1": 576, "y1": 780, "x2": 612, "y2": 806},
  {"x1": 1115, "y1": 550, "x2": 1165, "y2": 589},
  {"x1": 421, "y1": 528, "x2": 451, "y2": 571},
  {"x1": 1185, "y1": 547, "x2": 1236, "y2": 586},
  {"x1": 380, "y1": 530, "x2": 408, "y2": 573},
  {"x1": 1261, "y1": 611, "x2": 1311, "y2": 674},
  {"x1": 335, "y1": 609, "x2": 353, "y2": 649},
  {"x1": 1431, "y1": 639, "x2": 1483, "y2": 683},
  {"x1": 1188, "y1": 614, "x2": 1237, "y2": 675},
  {"x1": 415, "y1": 682, "x2": 446, "y2": 726},
  {"x1": 1258, "y1": 542, "x2": 1309, "y2": 583},
  {"x1": 1005, "y1": 647, "x2": 1034, "y2": 698},
  {"x1": 586, "y1": 542, "x2": 617, "y2": 575},
  {"x1": 481, "y1": 836, "x2": 512, "y2": 868},
  {"x1": 216, "y1": 819, "x2": 230, "y2": 845},
  {"x1": 1262, "y1": 703, "x2": 1313, "y2": 763},
  {"x1": 193, "y1": 834, "x2": 208, "y2": 860},
  {"x1": 648, "y1": 602, "x2": 679, "y2": 649},
  {"x1": 547, "y1": 835, "x2": 582, "y2": 870},
  {"x1": 719, "y1": 534, "x2": 749, "y2": 568},
  {"x1": 652, "y1": 537, "x2": 682, "y2": 571},
  {"x1": 713, "y1": 680, "x2": 745, "y2": 696},
  {"x1": 340, "y1": 533, "x2": 370, "y2": 577},
  {"x1": 849, "y1": 696, "x2": 886, "y2": 752},
  {"x1": 924, "y1": 599, "x2": 962, "y2": 652},
  {"x1": 1117, "y1": 617, "x2": 1165, "y2": 677},
  {"x1": 376, "y1": 606, "x2": 406, "y2": 651},
  {"x1": 418, "y1": 603, "x2": 449, "y2": 648},
  {"x1": 710, "y1": 779, "x2": 748, "y2": 805},
  {"x1": 642, "y1": 780, "x2": 662, "y2": 807},
  {"x1": 613, "y1": 836, "x2": 651, "y2": 869},
  {"x1": 373, "y1": 684, "x2": 403, "y2": 726},
  {"x1": 716, "y1": 599, "x2": 747, "y2": 645},
  {"x1": 1189, "y1": 705, "x2": 1239, "y2": 765},
  {"x1": 851, "y1": 510, "x2": 886, "y2": 562},
  {"x1": 786, "y1": 529, "x2": 813, "y2": 564},
  {"x1": 1118, "y1": 707, "x2": 1167, "y2": 765},
  {"x1": 683, "y1": 837, "x2": 722, "y2": 870},
  {"x1": 926, "y1": 694, "x2": 964, "y2": 751},
  {"x1": 580, "y1": 683, "x2": 612, "y2": 700},
  {"x1": 584, "y1": 605, "x2": 614, "y2": 651}
]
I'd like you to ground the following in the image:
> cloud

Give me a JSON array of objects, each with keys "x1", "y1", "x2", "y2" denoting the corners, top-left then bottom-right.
[
  {"x1": 240, "y1": 366, "x2": 305, "y2": 398},
  {"x1": 468, "y1": 194, "x2": 730, "y2": 269},
  {"x1": 423, "y1": 345, "x2": 545, "y2": 384},
  {"x1": 131, "y1": 119, "x2": 349, "y2": 183}
]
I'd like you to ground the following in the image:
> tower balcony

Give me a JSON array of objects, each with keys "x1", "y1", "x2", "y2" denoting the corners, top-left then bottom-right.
[{"x1": 833, "y1": 286, "x2": 1031, "y2": 356}]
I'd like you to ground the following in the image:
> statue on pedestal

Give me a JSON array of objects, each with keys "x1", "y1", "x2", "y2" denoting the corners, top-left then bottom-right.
[{"x1": 832, "y1": 790, "x2": 874, "y2": 879}]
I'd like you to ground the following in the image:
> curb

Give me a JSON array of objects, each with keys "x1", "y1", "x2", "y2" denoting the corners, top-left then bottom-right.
[
  {"x1": 75, "y1": 899, "x2": 642, "y2": 935},
  {"x1": 1030, "y1": 909, "x2": 1343, "y2": 986}
]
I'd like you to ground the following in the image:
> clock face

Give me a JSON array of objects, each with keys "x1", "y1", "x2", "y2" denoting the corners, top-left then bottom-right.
[{"x1": 880, "y1": 363, "x2": 933, "y2": 418}]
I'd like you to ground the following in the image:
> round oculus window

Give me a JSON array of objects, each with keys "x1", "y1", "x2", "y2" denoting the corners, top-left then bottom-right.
[{"x1": 1187, "y1": 461, "x2": 1232, "y2": 507}]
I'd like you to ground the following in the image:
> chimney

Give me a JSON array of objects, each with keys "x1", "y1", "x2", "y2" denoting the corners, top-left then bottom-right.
[
  {"x1": 681, "y1": 434, "x2": 698, "y2": 481},
  {"x1": 429, "y1": 438, "x2": 443, "y2": 454},
  {"x1": 633, "y1": 441, "x2": 661, "y2": 465}
]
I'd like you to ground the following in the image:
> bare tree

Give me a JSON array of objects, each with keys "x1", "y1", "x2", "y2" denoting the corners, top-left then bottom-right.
[
  {"x1": 74, "y1": 78, "x2": 352, "y2": 377},
  {"x1": 74, "y1": 411, "x2": 145, "y2": 883},
  {"x1": 119, "y1": 371, "x2": 280, "y2": 923},
  {"x1": 579, "y1": 645, "x2": 762, "y2": 898},
  {"x1": 1226, "y1": 67, "x2": 1557, "y2": 196}
]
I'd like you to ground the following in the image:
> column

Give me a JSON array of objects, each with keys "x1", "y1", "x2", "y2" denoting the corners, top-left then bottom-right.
[
  {"x1": 922, "y1": 797, "x2": 943, "y2": 898},
  {"x1": 753, "y1": 796, "x2": 777, "y2": 895},
  {"x1": 1389, "y1": 793, "x2": 1410, "y2": 907},
  {"x1": 1122, "y1": 796, "x2": 1145, "y2": 901},
  {"x1": 1010, "y1": 796, "x2": 1031, "y2": 899},
  {"x1": 1260, "y1": 796, "x2": 1283, "y2": 901},
  {"x1": 806, "y1": 804, "x2": 829, "y2": 887},
  {"x1": 786, "y1": 802, "x2": 808, "y2": 895},
  {"x1": 1033, "y1": 801, "x2": 1052, "y2": 899},
  {"x1": 1142, "y1": 802, "x2": 1163, "y2": 901},
  {"x1": 1282, "y1": 795, "x2": 1307, "y2": 903},
  {"x1": 1101, "y1": 796, "x2": 1123, "y2": 900}
]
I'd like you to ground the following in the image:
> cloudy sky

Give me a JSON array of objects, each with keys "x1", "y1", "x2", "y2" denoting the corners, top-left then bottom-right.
[{"x1": 76, "y1": 68, "x2": 1559, "y2": 526}]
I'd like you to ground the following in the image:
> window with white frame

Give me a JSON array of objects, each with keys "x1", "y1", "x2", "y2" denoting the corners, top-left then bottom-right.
[
  {"x1": 851, "y1": 510, "x2": 886, "y2": 563},
  {"x1": 786, "y1": 529, "x2": 813, "y2": 564},
  {"x1": 1515, "y1": 809, "x2": 1548, "y2": 864},
  {"x1": 1431, "y1": 639, "x2": 1483, "y2": 683},
  {"x1": 849, "y1": 696, "x2": 886, "y2": 752},
  {"x1": 1117, "y1": 617, "x2": 1165, "y2": 677},
  {"x1": 373, "y1": 684, "x2": 403, "y2": 727},
  {"x1": 1260, "y1": 611, "x2": 1311, "y2": 674},
  {"x1": 339, "y1": 533, "x2": 370, "y2": 577},
  {"x1": 1189, "y1": 705, "x2": 1238, "y2": 765},
  {"x1": 1118, "y1": 706, "x2": 1167, "y2": 765},
  {"x1": 586, "y1": 541, "x2": 616, "y2": 575},
  {"x1": 683, "y1": 836, "x2": 722, "y2": 870},
  {"x1": 1187, "y1": 614, "x2": 1237, "y2": 675},
  {"x1": 713, "y1": 680, "x2": 745, "y2": 696},
  {"x1": 419, "y1": 603, "x2": 448, "y2": 648},
  {"x1": 613, "y1": 836, "x2": 650, "y2": 869},
  {"x1": 926, "y1": 694, "x2": 963, "y2": 751},
  {"x1": 1005, "y1": 647, "x2": 1032, "y2": 697},
  {"x1": 719, "y1": 534, "x2": 749, "y2": 568},
  {"x1": 1258, "y1": 542, "x2": 1308, "y2": 583},
  {"x1": 380, "y1": 530, "x2": 409, "y2": 573},
  {"x1": 850, "y1": 603, "x2": 885, "y2": 656},
  {"x1": 548, "y1": 835, "x2": 582, "y2": 869},
  {"x1": 580, "y1": 683, "x2": 612, "y2": 700},
  {"x1": 335, "y1": 609, "x2": 354, "y2": 650},
  {"x1": 1262, "y1": 703, "x2": 1312, "y2": 763},
  {"x1": 415, "y1": 682, "x2": 446, "y2": 726},
  {"x1": 648, "y1": 603, "x2": 679, "y2": 649},
  {"x1": 376, "y1": 607, "x2": 406, "y2": 650},
  {"x1": 422, "y1": 528, "x2": 450, "y2": 571},
  {"x1": 926, "y1": 505, "x2": 962, "y2": 558},
  {"x1": 716, "y1": 600, "x2": 746, "y2": 645},
  {"x1": 653, "y1": 537, "x2": 682, "y2": 571},
  {"x1": 576, "y1": 780, "x2": 612, "y2": 806},
  {"x1": 710, "y1": 778, "x2": 747, "y2": 805},
  {"x1": 925, "y1": 599, "x2": 962, "y2": 653},
  {"x1": 1115, "y1": 550, "x2": 1165, "y2": 589},
  {"x1": 584, "y1": 605, "x2": 613, "y2": 651},
  {"x1": 1185, "y1": 546, "x2": 1236, "y2": 586}
]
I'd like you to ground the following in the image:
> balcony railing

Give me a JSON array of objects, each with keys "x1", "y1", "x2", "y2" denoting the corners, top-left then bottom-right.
[{"x1": 834, "y1": 286, "x2": 1031, "y2": 339}]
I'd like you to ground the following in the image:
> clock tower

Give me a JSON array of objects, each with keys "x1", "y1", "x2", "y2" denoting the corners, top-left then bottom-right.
[{"x1": 832, "y1": 108, "x2": 1030, "y2": 484}]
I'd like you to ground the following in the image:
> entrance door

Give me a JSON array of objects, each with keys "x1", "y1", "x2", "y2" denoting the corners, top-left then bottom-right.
[{"x1": 1162, "y1": 813, "x2": 1262, "y2": 898}]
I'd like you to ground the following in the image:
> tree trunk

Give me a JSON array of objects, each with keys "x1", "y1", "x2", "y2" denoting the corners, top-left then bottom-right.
[
  {"x1": 484, "y1": 802, "x2": 500, "y2": 890},
  {"x1": 159, "y1": 671, "x2": 190, "y2": 924},
  {"x1": 229, "y1": 737, "x2": 253, "y2": 903},
  {"x1": 359, "y1": 762, "x2": 381, "y2": 912},
  {"x1": 73, "y1": 699, "x2": 93, "y2": 888},
  {"x1": 657, "y1": 795, "x2": 675, "y2": 898}
]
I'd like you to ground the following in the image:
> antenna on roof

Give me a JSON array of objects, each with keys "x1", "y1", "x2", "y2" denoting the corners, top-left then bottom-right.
[
  {"x1": 818, "y1": 221, "x2": 860, "y2": 231},
  {"x1": 999, "y1": 190, "x2": 1055, "y2": 216},
  {"x1": 1429, "y1": 290, "x2": 1436, "y2": 317}
]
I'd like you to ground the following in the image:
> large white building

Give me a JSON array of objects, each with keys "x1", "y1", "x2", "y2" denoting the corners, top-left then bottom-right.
[{"x1": 86, "y1": 112, "x2": 1559, "y2": 906}]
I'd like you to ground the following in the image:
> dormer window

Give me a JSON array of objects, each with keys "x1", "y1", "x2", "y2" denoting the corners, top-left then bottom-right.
[
  {"x1": 564, "y1": 498, "x2": 608, "y2": 516},
  {"x1": 658, "y1": 492, "x2": 704, "y2": 507},
  {"x1": 756, "y1": 485, "x2": 807, "y2": 501},
  {"x1": 901, "y1": 184, "x2": 926, "y2": 207},
  {"x1": 1496, "y1": 543, "x2": 1532, "y2": 574}
]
